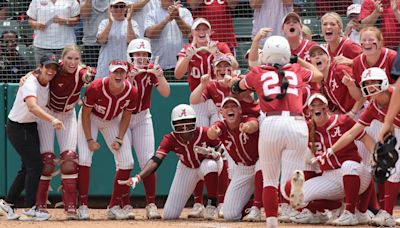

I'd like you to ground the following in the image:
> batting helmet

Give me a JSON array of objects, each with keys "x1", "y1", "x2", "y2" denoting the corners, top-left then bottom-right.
[
  {"x1": 372, "y1": 134, "x2": 399, "y2": 183},
  {"x1": 360, "y1": 67, "x2": 389, "y2": 97},
  {"x1": 260, "y1": 36, "x2": 291, "y2": 66},
  {"x1": 171, "y1": 104, "x2": 197, "y2": 133},
  {"x1": 127, "y1": 38, "x2": 152, "y2": 63}
]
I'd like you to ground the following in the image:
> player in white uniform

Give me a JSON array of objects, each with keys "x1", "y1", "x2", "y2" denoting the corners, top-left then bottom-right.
[
  {"x1": 120, "y1": 104, "x2": 223, "y2": 220},
  {"x1": 126, "y1": 38, "x2": 170, "y2": 219},
  {"x1": 77, "y1": 60, "x2": 137, "y2": 220}
]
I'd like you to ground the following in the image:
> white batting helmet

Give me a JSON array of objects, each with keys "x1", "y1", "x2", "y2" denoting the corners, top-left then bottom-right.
[
  {"x1": 171, "y1": 104, "x2": 197, "y2": 133},
  {"x1": 260, "y1": 36, "x2": 291, "y2": 65},
  {"x1": 127, "y1": 38, "x2": 152, "y2": 63},
  {"x1": 360, "y1": 67, "x2": 389, "y2": 97}
]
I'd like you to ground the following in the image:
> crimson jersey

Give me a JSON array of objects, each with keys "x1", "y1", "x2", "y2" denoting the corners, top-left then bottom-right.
[
  {"x1": 156, "y1": 127, "x2": 220, "y2": 168},
  {"x1": 243, "y1": 64, "x2": 313, "y2": 114},
  {"x1": 353, "y1": 48, "x2": 397, "y2": 86},
  {"x1": 48, "y1": 66, "x2": 88, "y2": 112},
  {"x1": 178, "y1": 42, "x2": 232, "y2": 91},
  {"x1": 202, "y1": 79, "x2": 260, "y2": 118},
  {"x1": 360, "y1": 0, "x2": 400, "y2": 49},
  {"x1": 326, "y1": 37, "x2": 362, "y2": 61},
  {"x1": 129, "y1": 64, "x2": 159, "y2": 113},
  {"x1": 292, "y1": 39, "x2": 318, "y2": 62},
  {"x1": 358, "y1": 87, "x2": 400, "y2": 127},
  {"x1": 190, "y1": 0, "x2": 237, "y2": 48},
  {"x1": 323, "y1": 63, "x2": 356, "y2": 113},
  {"x1": 309, "y1": 114, "x2": 363, "y2": 171},
  {"x1": 213, "y1": 116, "x2": 259, "y2": 166},
  {"x1": 83, "y1": 78, "x2": 137, "y2": 120}
]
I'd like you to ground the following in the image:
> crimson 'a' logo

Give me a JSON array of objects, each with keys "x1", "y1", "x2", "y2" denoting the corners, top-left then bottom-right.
[
  {"x1": 366, "y1": 70, "x2": 372, "y2": 78},
  {"x1": 179, "y1": 109, "x2": 187, "y2": 117},
  {"x1": 138, "y1": 42, "x2": 145, "y2": 49}
]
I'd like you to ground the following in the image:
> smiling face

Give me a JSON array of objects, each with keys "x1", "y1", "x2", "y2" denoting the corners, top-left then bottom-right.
[
  {"x1": 62, "y1": 50, "x2": 80, "y2": 74},
  {"x1": 310, "y1": 49, "x2": 329, "y2": 72},
  {"x1": 131, "y1": 51, "x2": 150, "y2": 68},
  {"x1": 322, "y1": 15, "x2": 342, "y2": 43},
  {"x1": 221, "y1": 100, "x2": 241, "y2": 125},
  {"x1": 283, "y1": 17, "x2": 302, "y2": 39},
  {"x1": 110, "y1": 68, "x2": 127, "y2": 87},
  {"x1": 192, "y1": 24, "x2": 211, "y2": 46},
  {"x1": 360, "y1": 29, "x2": 382, "y2": 56},
  {"x1": 214, "y1": 61, "x2": 232, "y2": 80},
  {"x1": 39, "y1": 63, "x2": 58, "y2": 85}
]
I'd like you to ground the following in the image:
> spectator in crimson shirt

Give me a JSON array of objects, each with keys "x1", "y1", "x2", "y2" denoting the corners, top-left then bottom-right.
[
  {"x1": 360, "y1": 0, "x2": 400, "y2": 49},
  {"x1": 187, "y1": 0, "x2": 238, "y2": 50}
]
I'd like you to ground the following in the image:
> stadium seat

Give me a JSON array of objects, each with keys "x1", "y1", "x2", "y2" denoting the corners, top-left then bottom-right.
[
  {"x1": 0, "y1": 20, "x2": 20, "y2": 36},
  {"x1": 233, "y1": 17, "x2": 253, "y2": 41}
]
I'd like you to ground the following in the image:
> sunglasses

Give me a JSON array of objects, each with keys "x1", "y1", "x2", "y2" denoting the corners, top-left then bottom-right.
[{"x1": 112, "y1": 4, "x2": 126, "y2": 8}]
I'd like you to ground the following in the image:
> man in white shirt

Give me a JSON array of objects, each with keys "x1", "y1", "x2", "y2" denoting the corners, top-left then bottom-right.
[{"x1": 144, "y1": 0, "x2": 193, "y2": 79}]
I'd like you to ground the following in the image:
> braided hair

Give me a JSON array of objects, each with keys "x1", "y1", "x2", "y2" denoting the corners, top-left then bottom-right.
[{"x1": 263, "y1": 63, "x2": 289, "y2": 102}]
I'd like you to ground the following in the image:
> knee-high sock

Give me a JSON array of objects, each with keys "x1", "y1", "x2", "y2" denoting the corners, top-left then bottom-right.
[
  {"x1": 142, "y1": 172, "x2": 156, "y2": 205},
  {"x1": 343, "y1": 175, "x2": 360, "y2": 213},
  {"x1": 383, "y1": 181, "x2": 400, "y2": 215},
  {"x1": 78, "y1": 165, "x2": 90, "y2": 206},
  {"x1": 204, "y1": 172, "x2": 218, "y2": 206},
  {"x1": 358, "y1": 178, "x2": 374, "y2": 213},
  {"x1": 109, "y1": 169, "x2": 131, "y2": 208},
  {"x1": 218, "y1": 160, "x2": 229, "y2": 204},
  {"x1": 263, "y1": 186, "x2": 278, "y2": 217},
  {"x1": 193, "y1": 180, "x2": 204, "y2": 204},
  {"x1": 253, "y1": 170, "x2": 263, "y2": 208}
]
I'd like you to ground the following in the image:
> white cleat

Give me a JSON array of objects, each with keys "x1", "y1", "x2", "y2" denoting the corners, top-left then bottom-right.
[
  {"x1": 0, "y1": 199, "x2": 19, "y2": 220},
  {"x1": 188, "y1": 203, "x2": 205, "y2": 218},
  {"x1": 290, "y1": 208, "x2": 327, "y2": 224},
  {"x1": 145, "y1": 203, "x2": 161, "y2": 219},
  {"x1": 290, "y1": 170, "x2": 305, "y2": 209},
  {"x1": 19, "y1": 206, "x2": 51, "y2": 221},
  {"x1": 266, "y1": 217, "x2": 278, "y2": 228},
  {"x1": 355, "y1": 209, "x2": 372, "y2": 225},
  {"x1": 65, "y1": 210, "x2": 78, "y2": 220},
  {"x1": 371, "y1": 210, "x2": 395, "y2": 227},
  {"x1": 107, "y1": 205, "x2": 129, "y2": 220},
  {"x1": 395, "y1": 217, "x2": 400, "y2": 225},
  {"x1": 204, "y1": 205, "x2": 218, "y2": 220},
  {"x1": 122, "y1": 205, "x2": 135, "y2": 220},
  {"x1": 332, "y1": 210, "x2": 358, "y2": 226},
  {"x1": 217, "y1": 203, "x2": 224, "y2": 219},
  {"x1": 278, "y1": 203, "x2": 298, "y2": 223},
  {"x1": 242, "y1": 206, "x2": 262, "y2": 222},
  {"x1": 77, "y1": 205, "x2": 90, "y2": 220}
]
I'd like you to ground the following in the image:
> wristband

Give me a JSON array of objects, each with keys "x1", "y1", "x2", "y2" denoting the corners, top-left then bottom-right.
[
  {"x1": 87, "y1": 138, "x2": 93, "y2": 142},
  {"x1": 115, "y1": 137, "x2": 123, "y2": 146},
  {"x1": 51, "y1": 118, "x2": 58, "y2": 125},
  {"x1": 134, "y1": 174, "x2": 141, "y2": 182},
  {"x1": 290, "y1": 55, "x2": 298, "y2": 64}
]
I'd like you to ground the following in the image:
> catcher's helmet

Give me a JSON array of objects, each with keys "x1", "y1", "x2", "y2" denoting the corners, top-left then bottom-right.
[
  {"x1": 360, "y1": 67, "x2": 389, "y2": 97},
  {"x1": 171, "y1": 104, "x2": 196, "y2": 133},
  {"x1": 127, "y1": 38, "x2": 152, "y2": 64},
  {"x1": 372, "y1": 134, "x2": 399, "y2": 183},
  {"x1": 260, "y1": 36, "x2": 291, "y2": 66}
]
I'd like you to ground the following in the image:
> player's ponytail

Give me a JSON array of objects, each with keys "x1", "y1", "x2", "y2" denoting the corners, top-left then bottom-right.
[{"x1": 274, "y1": 64, "x2": 289, "y2": 100}]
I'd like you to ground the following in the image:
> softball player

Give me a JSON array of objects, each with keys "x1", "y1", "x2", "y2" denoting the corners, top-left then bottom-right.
[
  {"x1": 228, "y1": 36, "x2": 323, "y2": 228},
  {"x1": 207, "y1": 97, "x2": 263, "y2": 222},
  {"x1": 34, "y1": 45, "x2": 95, "y2": 220},
  {"x1": 120, "y1": 104, "x2": 222, "y2": 220},
  {"x1": 290, "y1": 93, "x2": 373, "y2": 226},
  {"x1": 328, "y1": 68, "x2": 400, "y2": 227},
  {"x1": 126, "y1": 38, "x2": 170, "y2": 219},
  {"x1": 77, "y1": 60, "x2": 137, "y2": 220}
]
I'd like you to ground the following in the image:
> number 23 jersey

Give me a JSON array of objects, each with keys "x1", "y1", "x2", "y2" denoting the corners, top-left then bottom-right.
[{"x1": 243, "y1": 64, "x2": 313, "y2": 114}]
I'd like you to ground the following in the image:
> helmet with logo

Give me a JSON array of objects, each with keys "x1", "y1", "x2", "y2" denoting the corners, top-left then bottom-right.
[
  {"x1": 360, "y1": 67, "x2": 389, "y2": 97},
  {"x1": 127, "y1": 38, "x2": 152, "y2": 64},
  {"x1": 260, "y1": 36, "x2": 291, "y2": 65},
  {"x1": 171, "y1": 104, "x2": 197, "y2": 133}
]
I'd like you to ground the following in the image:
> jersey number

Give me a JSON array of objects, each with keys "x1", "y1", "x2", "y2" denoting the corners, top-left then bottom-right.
[{"x1": 261, "y1": 71, "x2": 299, "y2": 97}]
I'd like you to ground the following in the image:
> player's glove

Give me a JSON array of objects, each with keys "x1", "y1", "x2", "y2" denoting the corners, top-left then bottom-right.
[
  {"x1": 372, "y1": 135, "x2": 398, "y2": 183},
  {"x1": 194, "y1": 146, "x2": 221, "y2": 160},
  {"x1": 117, "y1": 174, "x2": 141, "y2": 189}
]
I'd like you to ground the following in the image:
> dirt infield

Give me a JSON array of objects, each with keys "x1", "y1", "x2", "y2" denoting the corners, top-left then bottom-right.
[{"x1": 1, "y1": 207, "x2": 398, "y2": 228}]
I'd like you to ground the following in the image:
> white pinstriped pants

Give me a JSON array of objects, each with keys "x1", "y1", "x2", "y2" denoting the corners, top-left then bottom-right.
[
  {"x1": 77, "y1": 109, "x2": 134, "y2": 170},
  {"x1": 191, "y1": 99, "x2": 220, "y2": 127}
]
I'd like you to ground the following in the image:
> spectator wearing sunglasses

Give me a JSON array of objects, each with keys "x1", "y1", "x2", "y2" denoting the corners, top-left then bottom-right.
[{"x1": 95, "y1": 0, "x2": 139, "y2": 78}]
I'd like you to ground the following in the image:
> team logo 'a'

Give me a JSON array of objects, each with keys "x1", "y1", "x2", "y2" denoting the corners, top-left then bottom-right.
[
  {"x1": 179, "y1": 109, "x2": 187, "y2": 117},
  {"x1": 138, "y1": 42, "x2": 145, "y2": 49},
  {"x1": 330, "y1": 126, "x2": 342, "y2": 138}
]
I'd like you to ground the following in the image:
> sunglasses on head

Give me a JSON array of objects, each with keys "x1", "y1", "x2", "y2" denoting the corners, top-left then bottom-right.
[{"x1": 112, "y1": 4, "x2": 126, "y2": 8}]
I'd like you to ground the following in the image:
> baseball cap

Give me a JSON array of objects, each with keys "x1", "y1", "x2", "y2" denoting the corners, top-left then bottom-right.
[
  {"x1": 221, "y1": 97, "x2": 241, "y2": 108},
  {"x1": 213, "y1": 55, "x2": 232, "y2": 67},
  {"x1": 191, "y1": 18, "x2": 211, "y2": 30},
  {"x1": 282, "y1": 12, "x2": 302, "y2": 26},
  {"x1": 307, "y1": 93, "x2": 328, "y2": 107},
  {"x1": 347, "y1": 4, "x2": 361, "y2": 17},
  {"x1": 110, "y1": 0, "x2": 127, "y2": 5},
  {"x1": 40, "y1": 53, "x2": 59, "y2": 66},
  {"x1": 308, "y1": 45, "x2": 329, "y2": 56},
  {"x1": 109, "y1": 60, "x2": 128, "y2": 72}
]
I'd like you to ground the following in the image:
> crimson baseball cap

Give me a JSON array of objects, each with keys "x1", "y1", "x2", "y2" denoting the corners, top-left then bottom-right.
[
  {"x1": 307, "y1": 93, "x2": 328, "y2": 106},
  {"x1": 191, "y1": 18, "x2": 211, "y2": 30},
  {"x1": 213, "y1": 55, "x2": 232, "y2": 67},
  {"x1": 221, "y1": 97, "x2": 241, "y2": 108},
  {"x1": 109, "y1": 60, "x2": 128, "y2": 72},
  {"x1": 40, "y1": 53, "x2": 59, "y2": 66}
]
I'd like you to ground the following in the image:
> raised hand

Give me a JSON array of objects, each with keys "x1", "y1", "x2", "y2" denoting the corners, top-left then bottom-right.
[
  {"x1": 185, "y1": 46, "x2": 197, "y2": 59},
  {"x1": 341, "y1": 69, "x2": 356, "y2": 87},
  {"x1": 255, "y1": 27, "x2": 273, "y2": 41}
]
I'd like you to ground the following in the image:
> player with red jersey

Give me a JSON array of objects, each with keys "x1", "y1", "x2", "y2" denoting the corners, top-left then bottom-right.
[
  {"x1": 328, "y1": 68, "x2": 399, "y2": 227},
  {"x1": 289, "y1": 93, "x2": 373, "y2": 226},
  {"x1": 321, "y1": 12, "x2": 362, "y2": 66},
  {"x1": 119, "y1": 104, "x2": 222, "y2": 220},
  {"x1": 175, "y1": 18, "x2": 238, "y2": 126},
  {"x1": 207, "y1": 97, "x2": 263, "y2": 222},
  {"x1": 125, "y1": 38, "x2": 170, "y2": 219},
  {"x1": 228, "y1": 36, "x2": 323, "y2": 228},
  {"x1": 77, "y1": 60, "x2": 137, "y2": 220},
  {"x1": 32, "y1": 45, "x2": 95, "y2": 219}
]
